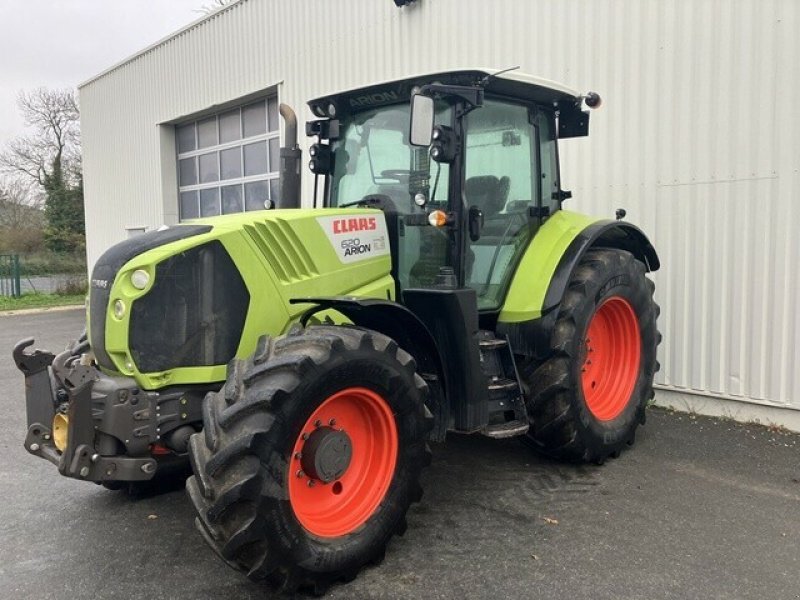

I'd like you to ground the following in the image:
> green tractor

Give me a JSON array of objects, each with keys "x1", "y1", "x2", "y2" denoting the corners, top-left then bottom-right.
[{"x1": 13, "y1": 69, "x2": 660, "y2": 593}]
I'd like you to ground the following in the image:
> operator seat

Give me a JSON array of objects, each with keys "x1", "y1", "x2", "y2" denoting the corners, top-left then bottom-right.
[{"x1": 465, "y1": 175, "x2": 510, "y2": 239}]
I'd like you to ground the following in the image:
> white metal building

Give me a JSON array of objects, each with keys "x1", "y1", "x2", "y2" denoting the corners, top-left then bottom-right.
[{"x1": 79, "y1": 0, "x2": 800, "y2": 429}]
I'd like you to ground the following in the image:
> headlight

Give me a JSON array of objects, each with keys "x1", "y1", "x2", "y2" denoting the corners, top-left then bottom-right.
[
  {"x1": 113, "y1": 299, "x2": 126, "y2": 319},
  {"x1": 131, "y1": 269, "x2": 150, "y2": 290}
]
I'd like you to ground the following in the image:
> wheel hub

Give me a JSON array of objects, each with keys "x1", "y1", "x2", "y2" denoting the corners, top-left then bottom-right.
[
  {"x1": 580, "y1": 296, "x2": 641, "y2": 421},
  {"x1": 288, "y1": 387, "x2": 399, "y2": 537},
  {"x1": 300, "y1": 426, "x2": 352, "y2": 483}
]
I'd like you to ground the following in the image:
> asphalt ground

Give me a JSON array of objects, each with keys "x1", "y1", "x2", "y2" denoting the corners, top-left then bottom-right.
[{"x1": 1, "y1": 308, "x2": 799, "y2": 599}]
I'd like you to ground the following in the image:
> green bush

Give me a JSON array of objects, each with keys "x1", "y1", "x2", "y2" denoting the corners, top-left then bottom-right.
[
  {"x1": 55, "y1": 274, "x2": 88, "y2": 295},
  {"x1": 18, "y1": 252, "x2": 86, "y2": 276}
]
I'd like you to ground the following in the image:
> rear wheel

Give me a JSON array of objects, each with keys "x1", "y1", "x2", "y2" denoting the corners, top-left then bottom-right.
[
  {"x1": 520, "y1": 248, "x2": 660, "y2": 463},
  {"x1": 186, "y1": 325, "x2": 432, "y2": 594}
]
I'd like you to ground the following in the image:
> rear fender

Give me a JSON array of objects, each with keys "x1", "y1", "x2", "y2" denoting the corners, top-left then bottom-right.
[
  {"x1": 498, "y1": 215, "x2": 659, "y2": 358},
  {"x1": 540, "y1": 220, "x2": 659, "y2": 314}
]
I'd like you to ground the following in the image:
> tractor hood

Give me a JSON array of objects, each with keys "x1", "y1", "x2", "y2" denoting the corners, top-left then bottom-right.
[{"x1": 88, "y1": 208, "x2": 394, "y2": 389}]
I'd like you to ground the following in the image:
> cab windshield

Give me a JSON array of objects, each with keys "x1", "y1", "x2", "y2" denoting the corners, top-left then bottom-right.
[
  {"x1": 329, "y1": 103, "x2": 453, "y2": 291},
  {"x1": 327, "y1": 99, "x2": 543, "y2": 313},
  {"x1": 329, "y1": 103, "x2": 451, "y2": 213}
]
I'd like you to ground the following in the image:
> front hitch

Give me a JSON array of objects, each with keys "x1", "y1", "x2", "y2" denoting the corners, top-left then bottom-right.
[
  {"x1": 13, "y1": 338, "x2": 56, "y2": 430},
  {"x1": 13, "y1": 338, "x2": 159, "y2": 482}
]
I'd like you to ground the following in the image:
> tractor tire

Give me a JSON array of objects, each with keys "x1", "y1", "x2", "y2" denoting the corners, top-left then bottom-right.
[
  {"x1": 186, "y1": 325, "x2": 432, "y2": 595},
  {"x1": 520, "y1": 248, "x2": 660, "y2": 463}
]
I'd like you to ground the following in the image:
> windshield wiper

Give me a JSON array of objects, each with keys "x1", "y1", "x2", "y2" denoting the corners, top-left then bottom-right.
[{"x1": 337, "y1": 195, "x2": 392, "y2": 209}]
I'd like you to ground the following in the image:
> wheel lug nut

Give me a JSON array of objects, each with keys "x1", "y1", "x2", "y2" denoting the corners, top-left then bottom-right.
[
  {"x1": 296, "y1": 469, "x2": 304, "y2": 478},
  {"x1": 329, "y1": 418, "x2": 336, "y2": 426},
  {"x1": 302, "y1": 432, "x2": 309, "y2": 440},
  {"x1": 294, "y1": 452, "x2": 302, "y2": 460},
  {"x1": 307, "y1": 479, "x2": 315, "y2": 488},
  {"x1": 314, "y1": 419, "x2": 322, "y2": 428}
]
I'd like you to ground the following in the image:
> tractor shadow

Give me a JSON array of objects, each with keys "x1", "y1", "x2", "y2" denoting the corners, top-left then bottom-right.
[
  {"x1": 423, "y1": 433, "x2": 602, "y2": 514},
  {"x1": 40, "y1": 433, "x2": 611, "y2": 599}
]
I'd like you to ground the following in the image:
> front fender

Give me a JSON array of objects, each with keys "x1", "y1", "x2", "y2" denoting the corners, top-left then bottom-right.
[{"x1": 291, "y1": 297, "x2": 449, "y2": 440}]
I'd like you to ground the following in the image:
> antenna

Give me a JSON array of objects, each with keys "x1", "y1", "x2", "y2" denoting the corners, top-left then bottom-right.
[{"x1": 478, "y1": 66, "x2": 520, "y2": 87}]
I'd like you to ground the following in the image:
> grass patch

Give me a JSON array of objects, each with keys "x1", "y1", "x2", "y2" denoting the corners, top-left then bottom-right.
[{"x1": 0, "y1": 293, "x2": 85, "y2": 312}]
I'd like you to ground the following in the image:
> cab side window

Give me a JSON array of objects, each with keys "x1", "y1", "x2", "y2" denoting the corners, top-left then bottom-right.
[
  {"x1": 464, "y1": 100, "x2": 538, "y2": 309},
  {"x1": 465, "y1": 100, "x2": 536, "y2": 214}
]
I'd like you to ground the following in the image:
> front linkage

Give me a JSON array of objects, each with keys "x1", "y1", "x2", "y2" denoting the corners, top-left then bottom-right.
[{"x1": 13, "y1": 336, "x2": 203, "y2": 484}]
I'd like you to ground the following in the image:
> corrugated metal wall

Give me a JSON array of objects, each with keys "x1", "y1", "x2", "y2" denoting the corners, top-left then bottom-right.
[{"x1": 79, "y1": 0, "x2": 800, "y2": 416}]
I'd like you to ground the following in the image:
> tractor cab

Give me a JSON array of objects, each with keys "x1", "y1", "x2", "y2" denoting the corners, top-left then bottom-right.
[
  {"x1": 302, "y1": 69, "x2": 601, "y2": 438},
  {"x1": 307, "y1": 69, "x2": 589, "y2": 311}
]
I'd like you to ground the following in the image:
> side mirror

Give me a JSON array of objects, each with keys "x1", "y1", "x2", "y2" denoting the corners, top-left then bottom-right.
[{"x1": 409, "y1": 94, "x2": 434, "y2": 147}]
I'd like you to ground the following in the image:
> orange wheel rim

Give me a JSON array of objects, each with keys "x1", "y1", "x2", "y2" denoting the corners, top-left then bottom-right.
[
  {"x1": 581, "y1": 296, "x2": 641, "y2": 421},
  {"x1": 288, "y1": 387, "x2": 398, "y2": 537}
]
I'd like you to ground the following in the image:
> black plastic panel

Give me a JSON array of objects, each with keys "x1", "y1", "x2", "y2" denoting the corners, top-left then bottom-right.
[{"x1": 402, "y1": 287, "x2": 488, "y2": 431}]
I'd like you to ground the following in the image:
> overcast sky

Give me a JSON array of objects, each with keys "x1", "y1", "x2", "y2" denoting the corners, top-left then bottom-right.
[{"x1": 0, "y1": 0, "x2": 205, "y2": 144}]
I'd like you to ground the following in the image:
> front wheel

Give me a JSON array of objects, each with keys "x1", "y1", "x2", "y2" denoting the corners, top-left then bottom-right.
[
  {"x1": 186, "y1": 325, "x2": 432, "y2": 595},
  {"x1": 520, "y1": 248, "x2": 660, "y2": 463}
]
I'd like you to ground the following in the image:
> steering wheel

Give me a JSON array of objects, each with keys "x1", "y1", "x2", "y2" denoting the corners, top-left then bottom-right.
[{"x1": 379, "y1": 169, "x2": 412, "y2": 181}]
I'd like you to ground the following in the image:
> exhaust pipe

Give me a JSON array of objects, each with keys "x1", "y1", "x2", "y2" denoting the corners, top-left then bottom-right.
[{"x1": 278, "y1": 103, "x2": 302, "y2": 209}]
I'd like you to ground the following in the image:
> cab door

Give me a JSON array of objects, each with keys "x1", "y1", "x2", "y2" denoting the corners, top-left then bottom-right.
[{"x1": 463, "y1": 99, "x2": 556, "y2": 310}]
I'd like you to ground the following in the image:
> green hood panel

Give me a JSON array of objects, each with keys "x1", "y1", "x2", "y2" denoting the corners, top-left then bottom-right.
[{"x1": 98, "y1": 209, "x2": 393, "y2": 389}]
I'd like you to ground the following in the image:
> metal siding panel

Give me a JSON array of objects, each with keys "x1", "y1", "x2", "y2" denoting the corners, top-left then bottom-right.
[{"x1": 79, "y1": 0, "x2": 800, "y2": 413}]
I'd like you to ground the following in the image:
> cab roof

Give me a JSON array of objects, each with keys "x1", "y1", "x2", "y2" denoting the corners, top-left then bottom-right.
[{"x1": 308, "y1": 68, "x2": 581, "y2": 118}]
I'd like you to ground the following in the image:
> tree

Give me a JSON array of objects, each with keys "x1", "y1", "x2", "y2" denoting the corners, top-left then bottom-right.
[
  {"x1": 42, "y1": 168, "x2": 85, "y2": 254},
  {"x1": 196, "y1": 0, "x2": 232, "y2": 15},
  {"x1": 0, "y1": 180, "x2": 43, "y2": 229},
  {"x1": 0, "y1": 180, "x2": 45, "y2": 253},
  {"x1": 0, "y1": 88, "x2": 84, "y2": 253}
]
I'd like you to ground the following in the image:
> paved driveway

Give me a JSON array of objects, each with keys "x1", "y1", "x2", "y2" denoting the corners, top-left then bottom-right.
[{"x1": 1, "y1": 309, "x2": 799, "y2": 599}]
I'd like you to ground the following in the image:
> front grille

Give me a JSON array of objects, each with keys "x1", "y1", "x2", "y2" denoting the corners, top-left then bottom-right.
[
  {"x1": 129, "y1": 241, "x2": 250, "y2": 373},
  {"x1": 89, "y1": 225, "x2": 212, "y2": 372}
]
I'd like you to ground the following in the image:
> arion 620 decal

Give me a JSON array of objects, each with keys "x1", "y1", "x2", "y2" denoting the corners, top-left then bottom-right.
[{"x1": 317, "y1": 214, "x2": 390, "y2": 264}]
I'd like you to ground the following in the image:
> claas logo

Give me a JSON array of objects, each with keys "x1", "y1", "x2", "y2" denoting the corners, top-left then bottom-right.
[{"x1": 332, "y1": 217, "x2": 377, "y2": 234}]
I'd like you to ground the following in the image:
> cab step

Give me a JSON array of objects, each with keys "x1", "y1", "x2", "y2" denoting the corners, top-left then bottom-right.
[
  {"x1": 481, "y1": 420, "x2": 530, "y2": 439},
  {"x1": 488, "y1": 378, "x2": 519, "y2": 393},
  {"x1": 479, "y1": 337, "x2": 508, "y2": 351}
]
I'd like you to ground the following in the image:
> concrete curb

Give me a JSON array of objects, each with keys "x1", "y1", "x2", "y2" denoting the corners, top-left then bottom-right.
[
  {"x1": 654, "y1": 388, "x2": 800, "y2": 433},
  {"x1": 0, "y1": 304, "x2": 84, "y2": 317}
]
